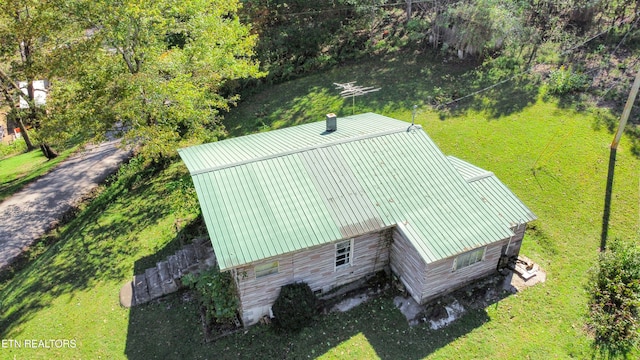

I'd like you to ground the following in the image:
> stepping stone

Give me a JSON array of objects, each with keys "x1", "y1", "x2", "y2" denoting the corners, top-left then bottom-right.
[
  {"x1": 133, "y1": 274, "x2": 150, "y2": 305},
  {"x1": 119, "y1": 281, "x2": 135, "y2": 308},
  {"x1": 145, "y1": 268, "x2": 164, "y2": 300},
  {"x1": 157, "y1": 261, "x2": 179, "y2": 294}
]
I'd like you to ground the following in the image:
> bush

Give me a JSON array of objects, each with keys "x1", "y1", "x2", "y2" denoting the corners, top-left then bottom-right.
[
  {"x1": 182, "y1": 267, "x2": 239, "y2": 325},
  {"x1": 0, "y1": 138, "x2": 27, "y2": 158},
  {"x1": 547, "y1": 66, "x2": 590, "y2": 95},
  {"x1": 272, "y1": 282, "x2": 318, "y2": 332},
  {"x1": 586, "y1": 239, "x2": 640, "y2": 356}
]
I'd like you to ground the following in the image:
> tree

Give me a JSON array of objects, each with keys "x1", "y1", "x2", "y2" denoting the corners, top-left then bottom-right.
[
  {"x1": 43, "y1": 0, "x2": 264, "y2": 162},
  {"x1": 587, "y1": 239, "x2": 640, "y2": 356},
  {"x1": 433, "y1": 0, "x2": 522, "y2": 59},
  {"x1": 0, "y1": 0, "x2": 81, "y2": 156}
]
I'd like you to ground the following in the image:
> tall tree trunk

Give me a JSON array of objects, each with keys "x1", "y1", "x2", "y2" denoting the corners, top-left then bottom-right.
[
  {"x1": 0, "y1": 69, "x2": 36, "y2": 150},
  {"x1": 406, "y1": 0, "x2": 412, "y2": 22},
  {"x1": 526, "y1": 43, "x2": 539, "y2": 67},
  {"x1": 16, "y1": 113, "x2": 35, "y2": 151},
  {"x1": 24, "y1": 80, "x2": 38, "y2": 151}
]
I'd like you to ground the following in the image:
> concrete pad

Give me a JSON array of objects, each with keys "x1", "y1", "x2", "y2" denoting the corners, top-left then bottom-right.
[
  {"x1": 429, "y1": 300, "x2": 465, "y2": 330},
  {"x1": 511, "y1": 255, "x2": 547, "y2": 291},
  {"x1": 332, "y1": 293, "x2": 369, "y2": 312},
  {"x1": 393, "y1": 296, "x2": 423, "y2": 326}
]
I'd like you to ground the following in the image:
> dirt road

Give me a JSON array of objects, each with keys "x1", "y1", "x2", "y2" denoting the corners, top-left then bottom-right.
[{"x1": 0, "y1": 140, "x2": 130, "y2": 270}]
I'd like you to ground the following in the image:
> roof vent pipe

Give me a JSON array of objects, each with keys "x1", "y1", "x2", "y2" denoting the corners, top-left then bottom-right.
[{"x1": 326, "y1": 113, "x2": 337, "y2": 132}]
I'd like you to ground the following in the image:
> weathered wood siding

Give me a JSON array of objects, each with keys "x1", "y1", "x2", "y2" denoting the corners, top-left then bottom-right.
[
  {"x1": 389, "y1": 228, "x2": 427, "y2": 304},
  {"x1": 234, "y1": 230, "x2": 389, "y2": 326},
  {"x1": 420, "y1": 236, "x2": 515, "y2": 303},
  {"x1": 505, "y1": 223, "x2": 526, "y2": 257}
]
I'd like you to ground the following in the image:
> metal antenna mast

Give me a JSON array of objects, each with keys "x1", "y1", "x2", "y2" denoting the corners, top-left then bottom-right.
[
  {"x1": 411, "y1": 104, "x2": 418, "y2": 126},
  {"x1": 334, "y1": 82, "x2": 381, "y2": 115}
]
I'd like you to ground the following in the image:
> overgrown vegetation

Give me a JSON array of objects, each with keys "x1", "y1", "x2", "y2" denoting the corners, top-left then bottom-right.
[
  {"x1": 239, "y1": 0, "x2": 384, "y2": 85},
  {"x1": 0, "y1": 137, "x2": 27, "y2": 158},
  {"x1": 182, "y1": 268, "x2": 239, "y2": 326},
  {"x1": 272, "y1": 282, "x2": 318, "y2": 332},
  {"x1": 587, "y1": 239, "x2": 640, "y2": 356},
  {"x1": 547, "y1": 66, "x2": 590, "y2": 95}
]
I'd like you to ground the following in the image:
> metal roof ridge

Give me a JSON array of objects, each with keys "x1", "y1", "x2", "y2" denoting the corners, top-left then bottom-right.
[
  {"x1": 190, "y1": 125, "x2": 422, "y2": 175},
  {"x1": 465, "y1": 171, "x2": 495, "y2": 183}
]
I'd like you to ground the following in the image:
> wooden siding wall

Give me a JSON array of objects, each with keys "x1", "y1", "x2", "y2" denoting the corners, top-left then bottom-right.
[
  {"x1": 389, "y1": 228, "x2": 427, "y2": 304},
  {"x1": 235, "y1": 230, "x2": 389, "y2": 326},
  {"x1": 506, "y1": 224, "x2": 526, "y2": 257},
  {"x1": 419, "y1": 226, "x2": 527, "y2": 303}
]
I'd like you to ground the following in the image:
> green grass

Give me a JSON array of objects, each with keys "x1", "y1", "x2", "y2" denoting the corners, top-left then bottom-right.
[
  {"x1": 0, "y1": 147, "x2": 78, "y2": 202},
  {"x1": 1, "y1": 54, "x2": 639, "y2": 359}
]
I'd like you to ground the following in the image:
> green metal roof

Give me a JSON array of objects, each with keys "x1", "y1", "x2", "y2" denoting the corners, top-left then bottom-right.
[
  {"x1": 178, "y1": 113, "x2": 411, "y2": 175},
  {"x1": 448, "y1": 156, "x2": 537, "y2": 227},
  {"x1": 179, "y1": 113, "x2": 524, "y2": 270}
]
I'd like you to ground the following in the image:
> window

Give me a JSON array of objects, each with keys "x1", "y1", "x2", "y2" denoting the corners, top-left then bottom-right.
[
  {"x1": 255, "y1": 261, "x2": 279, "y2": 278},
  {"x1": 335, "y1": 240, "x2": 352, "y2": 269},
  {"x1": 453, "y1": 247, "x2": 486, "y2": 271}
]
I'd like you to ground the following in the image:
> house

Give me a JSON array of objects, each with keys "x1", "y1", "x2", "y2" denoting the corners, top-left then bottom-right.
[
  {"x1": 178, "y1": 113, "x2": 536, "y2": 326},
  {"x1": 19, "y1": 80, "x2": 49, "y2": 109}
]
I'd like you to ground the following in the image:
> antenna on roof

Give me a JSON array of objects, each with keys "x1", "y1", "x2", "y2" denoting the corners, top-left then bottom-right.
[
  {"x1": 411, "y1": 104, "x2": 418, "y2": 126},
  {"x1": 334, "y1": 82, "x2": 381, "y2": 115}
]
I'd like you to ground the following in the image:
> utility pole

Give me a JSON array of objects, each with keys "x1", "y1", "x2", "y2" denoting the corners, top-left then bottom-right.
[
  {"x1": 611, "y1": 69, "x2": 640, "y2": 150},
  {"x1": 601, "y1": 68, "x2": 640, "y2": 251}
]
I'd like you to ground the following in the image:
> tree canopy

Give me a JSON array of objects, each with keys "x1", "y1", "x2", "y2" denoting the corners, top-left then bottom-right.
[
  {"x1": 42, "y1": 0, "x2": 264, "y2": 161},
  {"x1": 0, "y1": 0, "x2": 81, "y2": 152}
]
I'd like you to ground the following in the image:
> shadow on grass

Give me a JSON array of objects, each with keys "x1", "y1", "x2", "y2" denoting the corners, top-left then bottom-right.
[
  {"x1": 600, "y1": 148, "x2": 616, "y2": 251},
  {"x1": 224, "y1": 54, "x2": 541, "y2": 137},
  {"x1": 444, "y1": 74, "x2": 539, "y2": 120},
  {"x1": 132, "y1": 217, "x2": 207, "y2": 274},
  {"x1": 123, "y1": 278, "x2": 506, "y2": 360},
  {"x1": 0, "y1": 160, "x2": 187, "y2": 339}
]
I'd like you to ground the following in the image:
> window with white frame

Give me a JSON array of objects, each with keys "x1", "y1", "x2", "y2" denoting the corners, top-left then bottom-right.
[
  {"x1": 255, "y1": 261, "x2": 279, "y2": 278},
  {"x1": 453, "y1": 247, "x2": 486, "y2": 271},
  {"x1": 335, "y1": 240, "x2": 352, "y2": 269}
]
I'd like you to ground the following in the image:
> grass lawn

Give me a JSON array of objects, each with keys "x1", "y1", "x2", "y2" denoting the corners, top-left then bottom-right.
[
  {"x1": 1, "y1": 54, "x2": 638, "y2": 359},
  {"x1": 0, "y1": 147, "x2": 78, "y2": 202}
]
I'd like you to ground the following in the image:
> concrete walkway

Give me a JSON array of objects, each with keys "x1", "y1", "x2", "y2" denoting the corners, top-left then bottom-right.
[{"x1": 0, "y1": 140, "x2": 130, "y2": 270}]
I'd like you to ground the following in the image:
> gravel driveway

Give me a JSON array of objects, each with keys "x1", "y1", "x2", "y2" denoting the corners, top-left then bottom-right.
[{"x1": 0, "y1": 140, "x2": 130, "y2": 270}]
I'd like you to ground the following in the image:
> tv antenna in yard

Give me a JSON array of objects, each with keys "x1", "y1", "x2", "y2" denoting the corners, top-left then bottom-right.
[
  {"x1": 334, "y1": 82, "x2": 381, "y2": 115},
  {"x1": 411, "y1": 104, "x2": 418, "y2": 125}
]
